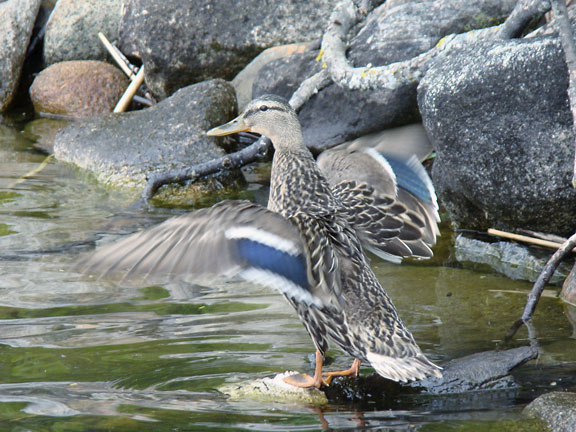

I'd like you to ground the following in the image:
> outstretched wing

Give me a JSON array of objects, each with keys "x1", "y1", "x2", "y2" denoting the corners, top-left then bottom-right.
[
  {"x1": 317, "y1": 147, "x2": 438, "y2": 263},
  {"x1": 77, "y1": 200, "x2": 330, "y2": 308}
]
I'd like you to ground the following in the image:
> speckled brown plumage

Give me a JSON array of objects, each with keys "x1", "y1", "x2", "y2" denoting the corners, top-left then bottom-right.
[{"x1": 78, "y1": 94, "x2": 442, "y2": 387}]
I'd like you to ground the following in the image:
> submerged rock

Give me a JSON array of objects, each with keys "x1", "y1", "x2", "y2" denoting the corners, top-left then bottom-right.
[
  {"x1": 43, "y1": 0, "x2": 123, "y2": 66},
  {"x1": 220, "y1": 346, "x2": 535, "y2": 404},
  {"x1": 419, "y1": 37, "x2": 576, "y2": 236},
  {"x1": 53, "y1": 79, "x2": 242, "y2": 202},
  {"x1": 454, "y1": 235, "x2": 572, "y2": 284},
  {"x1": 0, "y1": 0, "x2": 42, "y2": 112},
  {"x1": 219, "y1": 371, "x2": 328, "y2": 404},
  {"x1": 524, "y1": 392, "x2": 576, "y2": 432},
  {"x1": 253, "y1": 0, "x2": 515, "y2": 152},
  {"x1": 30, "y1": 61, "x2": 129, "y2": 118},
  {"x1": 412, "y1": 346, "x2": 537, "y2": 394}
]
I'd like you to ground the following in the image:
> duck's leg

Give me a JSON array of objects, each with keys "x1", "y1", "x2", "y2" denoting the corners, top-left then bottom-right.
[
  {"x1": 283, "y1": 349, "x2": 328, "y2": 388},
  {"x1": 323, "y1": 358, "x2": 361, "y2": 385}
]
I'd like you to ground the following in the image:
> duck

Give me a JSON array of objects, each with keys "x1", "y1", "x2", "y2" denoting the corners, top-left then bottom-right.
[{"x1": 78, "y1": 94, "x2": 442, "y2": 388}]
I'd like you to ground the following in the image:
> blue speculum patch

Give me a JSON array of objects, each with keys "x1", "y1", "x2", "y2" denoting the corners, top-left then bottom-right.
[
  {"x1": 386, "y1": 157, "x2": 433, "y2": 204},
  {"x1": 236, "y1": 238, "x2": 308, "y2": 289}
]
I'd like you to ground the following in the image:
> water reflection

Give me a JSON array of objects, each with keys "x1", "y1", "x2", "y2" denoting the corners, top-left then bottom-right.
[{"x1": 0, "y1": 117, "x2": 573, "y2": 430}]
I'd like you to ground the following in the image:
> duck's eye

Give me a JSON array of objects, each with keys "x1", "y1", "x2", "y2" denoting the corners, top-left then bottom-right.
[{"x1": 259, "y1": 105, "x2": 269, "y2": 112}]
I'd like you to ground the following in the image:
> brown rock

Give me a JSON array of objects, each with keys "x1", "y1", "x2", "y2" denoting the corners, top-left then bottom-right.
[{"x1": 30, "y1": 60, "x2": 129, "y2": 118}]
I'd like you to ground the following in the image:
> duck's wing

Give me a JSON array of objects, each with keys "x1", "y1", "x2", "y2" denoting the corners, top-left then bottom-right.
[
  {"x1": 76, "y1": 200, "x2": 333, "y2": 308},
  {"x1": 385, "y1": 155, "x2": 440, "y2": 245},
  {"x1": 317, "y1": 148, "x2": 437, "y2": 263}
]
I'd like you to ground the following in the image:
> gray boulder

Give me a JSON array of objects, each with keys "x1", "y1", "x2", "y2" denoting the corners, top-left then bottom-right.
[
  {"x1": 54, "y1": 79, "x2": 241, "y2": 201},
  {"x1": 418, "y1": 37, "x2": 576, "y2": 236},
  {"x1": 43, "y1": 0, "x2": 122, "y2": 66},
  {"x1": 253, "y1": 0, "x2": 516, "y2": 152},
  {"x1": 117, "y1": 0, "x2": 337, "y2": 100},
  {"x1": 524, "y1": 392, "x2": 576, "y2": 432},
  {"x1": 0, "y1": 0, "x2": 42, "y2": 112}
]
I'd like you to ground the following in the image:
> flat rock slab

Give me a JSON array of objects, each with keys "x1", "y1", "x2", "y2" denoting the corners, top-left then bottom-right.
[
  {"x1": 524, "y1": 391, "x2": 576, "y2": 432},
  {"x1": 219, "y1": 371, "x2": 328, "y2": 405},
  {"x1": 54, "y1": 79, "x2": 240, "y2": 199}
]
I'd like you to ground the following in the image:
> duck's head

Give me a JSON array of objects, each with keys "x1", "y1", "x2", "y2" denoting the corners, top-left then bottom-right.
[{"x1": 207, "y1": 95, "x2": 303, "y2": 151}]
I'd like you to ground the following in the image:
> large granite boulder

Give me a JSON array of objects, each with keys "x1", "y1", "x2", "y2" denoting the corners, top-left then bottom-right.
[
  {"x1": 117, "y1": 0, "x2": 337, "y2": 100},
  {"x1": 252, "y1": 0, "x2": 516, "y2": 152},
  {"x1": 0, "y1": 0, "x2": 42, "y2": 112},
  {"x1": 53, "y1": 79, "x2": 241, "y2": 202},
  {"x1": 418, "y1": 37, "x2": 576, "y2": 236},
  {"x1": 30, "y1": 61, "x2": 129, "y2": 118},
  {"x1": 43, "y1": 0, "x2": 123, "y2": 66}
]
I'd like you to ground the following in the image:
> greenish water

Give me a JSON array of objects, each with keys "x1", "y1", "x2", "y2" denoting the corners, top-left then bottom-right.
[{"x1": 0, "y1": 113, "x2": 574, "y2": 431}]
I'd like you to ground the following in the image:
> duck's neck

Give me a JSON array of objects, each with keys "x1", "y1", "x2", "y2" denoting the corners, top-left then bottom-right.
[{"x1": 268, "y1": 147, "x2": 337, "y2": 217}]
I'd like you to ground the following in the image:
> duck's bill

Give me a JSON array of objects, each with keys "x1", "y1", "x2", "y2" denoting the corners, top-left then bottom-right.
[{"x1": 206, "y1": 116, "x2": 250, "y2": 136}]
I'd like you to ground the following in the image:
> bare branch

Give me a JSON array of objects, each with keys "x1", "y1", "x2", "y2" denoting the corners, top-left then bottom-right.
[
  {"x1": 522, "y1": 231, "x2": 576, "y2": 321},
  {"x1": 289, "y1": 70, "x2": 332, "y2": 110},
  {"x1": 142, "y1": 136, "x2": 271, "y2": 201},
  {"x1": 320, "y1": 0, "x2": 551, "y2": 92},
  {"x1": 498, "y1": 0, "x2": 552, "y2": 38}
]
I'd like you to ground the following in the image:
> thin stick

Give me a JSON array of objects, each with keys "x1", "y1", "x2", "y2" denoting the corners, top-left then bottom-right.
[
  {"x1": 114, "y1": 67, "x2": 146, "y2": 113},
  {"x1": 8, "y1": 155, "x2": 54, "y2": 188},
  {"x1": 98, "y1": 32, "x2": 136, "y2": 80},
  {"x1": 488, "y1": 228, "x2": 576, "y2": 252}
]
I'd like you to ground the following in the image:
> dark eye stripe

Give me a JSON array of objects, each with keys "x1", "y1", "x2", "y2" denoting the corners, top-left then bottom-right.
[{"x1": 244, "y1": 105, "x2": 286, "y2": 118}]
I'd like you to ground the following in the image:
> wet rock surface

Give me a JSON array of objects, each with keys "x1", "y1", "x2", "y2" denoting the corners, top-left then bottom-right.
[
  {"x1": 524, "y1": 391, "x2": 576, "y2": 432},
  {"x1": 252, "y1": 0, "x2": 516, "y2": 152},
  {"x1": 30, "y1": 61, "x2": 129, "y2": 118},
  {"x1": 454, "y1": 235, "x2": 572, "y2": 284},
  {"x1": 43, "y1": 0, "x2": 123, "y2": 66},
  {"x1": 118, "y1": 0, "x2": 336, "y2": 100},
  {"x1": 419, "y1": 37, "x2": 576, "y2": 236},
  {"x1": 220, "y1": 346, "x2": 536, "y2": 405},
  {"x1": 0, "y1": 0, "x2": 42, "y2": 112},
  {"x1": 53, "y1": 79, "x2": 241, "y2": 199}
]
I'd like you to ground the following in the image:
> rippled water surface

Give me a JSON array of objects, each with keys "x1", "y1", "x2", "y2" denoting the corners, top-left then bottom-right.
[{"x1": 0, "y1": 114, "x2": 575, "y2": 431}]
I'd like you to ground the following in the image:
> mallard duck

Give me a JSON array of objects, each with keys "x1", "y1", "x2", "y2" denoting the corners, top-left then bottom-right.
[{"x1": 79, "y1": 95, "x2": 442, "y2": 388}]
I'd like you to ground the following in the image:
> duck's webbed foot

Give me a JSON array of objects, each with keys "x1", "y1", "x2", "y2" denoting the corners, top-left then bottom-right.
[
  {"x1": 282, "y1": 349, "x2": 328, "y2": 389},
  {"x1": 323, "y1": 358, "x2": 361, "y2": 385}
]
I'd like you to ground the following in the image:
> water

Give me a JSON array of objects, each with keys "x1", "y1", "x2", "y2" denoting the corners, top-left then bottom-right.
[{"x1": 0, "y1": 112, "x2": 574, "y2": 431}]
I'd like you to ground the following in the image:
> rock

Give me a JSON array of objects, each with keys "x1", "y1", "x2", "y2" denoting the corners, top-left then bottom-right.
[
  {"x1": 412, "y1": 346, "x2": 537, "y2": 394},
  {"x1": 252, "y1": 0, "x2": 516, "y2": 152},
  {"x1": 0, "y1": 0, "x2": 42, "y2": 112},
  {"x1": 454, "y1": 235, "x2": 571, "y2": 285},
  {"x1": 524, "y1": 392, "x2": 576, "y2": 432},
  {"x1": 418, "y1": 37, "x2": 576, "y2": 236},
  {"x1": 43, "y1": 0, "x2": 123, "y2": 66},
  {"x1": 23, "y1": 118, "x2": 70, "y2": 154},
  {"x1": 30, "y1": 61, "x2": 129, "y2": 118},
  {"x1": 53, "y1": 79, "x2": 242, "y2": 202},
  {"x1": 232, "y1": 42, "x2": 317, "y2": 110},
  {"x1": 561, "y1": 263, "x2": 576, "y2": 306},
  {"x1": 118, "y1": 0, "x2": 336, "y2": 100},
  {"x1": 219, "y1": 371, "x2": 328, "y2": 404}
]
